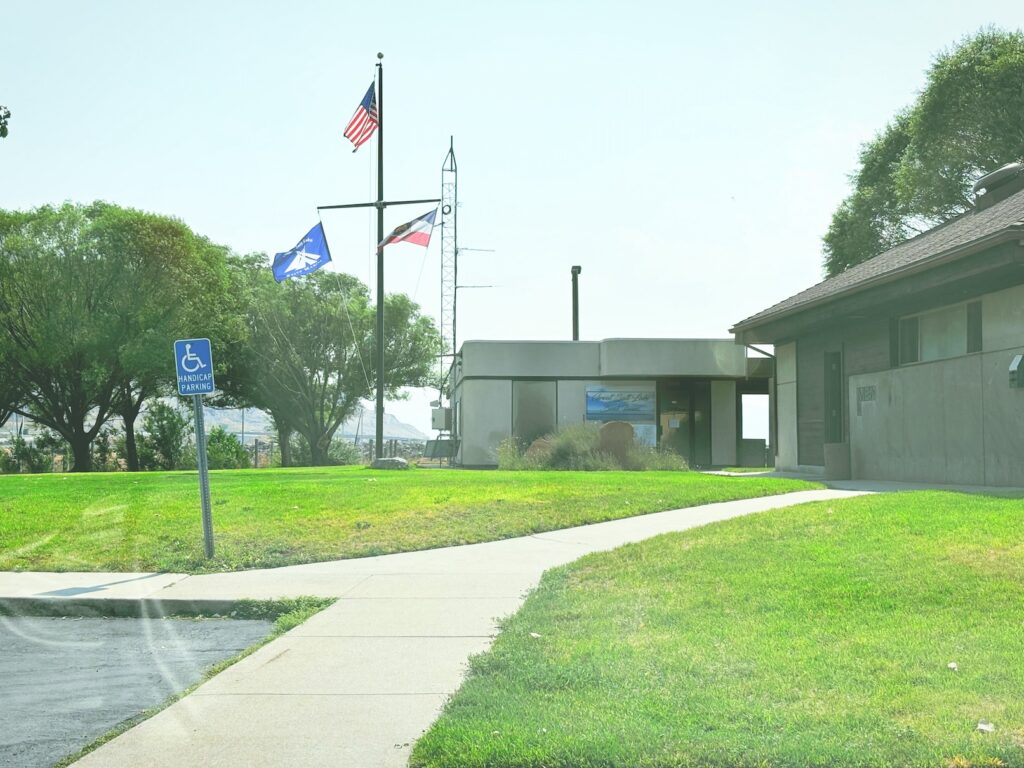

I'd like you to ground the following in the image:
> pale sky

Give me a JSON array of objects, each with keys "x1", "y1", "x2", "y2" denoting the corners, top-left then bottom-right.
[{"x1": 4, "y1": 1, "x2": 1021, "y2": 433}]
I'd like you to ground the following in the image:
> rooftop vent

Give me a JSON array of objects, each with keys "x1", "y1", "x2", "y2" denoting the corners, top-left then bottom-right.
[{"x1": 973, "y1": 162, "x2": 1024, "y2": 210}]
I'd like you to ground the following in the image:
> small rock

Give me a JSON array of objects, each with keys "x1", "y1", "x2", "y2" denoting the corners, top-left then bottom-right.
[
  {"x1": 948, "y1": 661, "x2": 958, "y2": 671},
  {"x1": 977, "y1": 720, "x2": 995, "y2": 733},
  {"x1": 529, "y1": 632, "x2": 542, "y2": 639},
  {"x1": 371, "y1": 457, "x2": 409, "y2": 470}
]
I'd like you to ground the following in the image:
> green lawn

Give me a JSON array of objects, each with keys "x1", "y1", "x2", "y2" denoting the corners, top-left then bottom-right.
[
  {"x1": 0, "y1": 467, "x2": 817, "y2": 573},
  {"x1": 412, "y1": 492, "x2": 1024, "y2": 768}
]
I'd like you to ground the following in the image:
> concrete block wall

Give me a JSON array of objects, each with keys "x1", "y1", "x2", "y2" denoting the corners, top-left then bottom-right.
[
  {"x1": 846, "y1": 282, "x2": 1024, "y2": 485},
  {"x1": 849, "y1": 346, "x2": 1024, "y2": 486}
]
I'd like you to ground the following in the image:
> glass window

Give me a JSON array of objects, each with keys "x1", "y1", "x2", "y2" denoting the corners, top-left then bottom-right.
[
  {"x1": 967, "y1": 301, "x2": 983, "y2": 354},
  {"x1": 898, "y1": 301, "x2": 982, "y2": 365},
  {"x1": 919, "y1": 304, "x2": 967, "y2": 362},
  {"x1": 898, "y1": 317, "x2": 919, "y2": 364}
]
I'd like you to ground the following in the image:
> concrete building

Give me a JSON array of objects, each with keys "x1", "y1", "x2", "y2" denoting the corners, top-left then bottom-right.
[
  {"x1": 449, "y1": 338, "x2": 771, "y2": 467},
  {"x1": 732, "y1": 163, "x2": 1024, "y2": 486}
]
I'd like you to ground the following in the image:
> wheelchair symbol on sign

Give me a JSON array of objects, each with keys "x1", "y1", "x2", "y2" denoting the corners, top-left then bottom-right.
[{"x1": 180, "y1": 344, "x2": 207, "y2": 373}]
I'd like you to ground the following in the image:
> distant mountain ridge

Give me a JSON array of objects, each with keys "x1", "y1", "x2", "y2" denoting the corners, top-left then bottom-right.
[
  {"x1": 202, "y1": 405, "x2": 429, "y2": 442},
  {"x1": 2, "y1": 404, "x2": 431, "y2": 444}
]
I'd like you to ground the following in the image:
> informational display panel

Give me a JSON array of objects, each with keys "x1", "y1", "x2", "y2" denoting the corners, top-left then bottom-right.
[{"x1": 584, "y1": 381, "x2": 657, "y2": 446}]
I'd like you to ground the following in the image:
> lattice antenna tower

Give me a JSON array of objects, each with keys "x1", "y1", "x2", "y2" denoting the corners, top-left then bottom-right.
[{"x1": 439, "y1": 137, "x2": 457, "y2": 400}]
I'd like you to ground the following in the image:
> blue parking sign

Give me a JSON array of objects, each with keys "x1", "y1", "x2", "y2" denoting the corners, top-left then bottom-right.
[{"x1": 174, "y1": 338, "x2": 215, "y2": 396}]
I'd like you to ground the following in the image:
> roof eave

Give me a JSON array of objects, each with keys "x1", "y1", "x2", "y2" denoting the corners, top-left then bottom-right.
[{"x1": 731, "y1": 226, "x2": 1024, "y2": 336}]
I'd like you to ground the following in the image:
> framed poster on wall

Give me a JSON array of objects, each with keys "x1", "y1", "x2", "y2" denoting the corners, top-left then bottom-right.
[{"x1": 584, "y1": 382, "x2": 657, "y2": 446}]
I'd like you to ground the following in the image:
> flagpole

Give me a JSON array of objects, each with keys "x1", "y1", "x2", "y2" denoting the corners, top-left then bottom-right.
[{"x1": 375, "y1": 52, "x2": 385, "y2": 460}]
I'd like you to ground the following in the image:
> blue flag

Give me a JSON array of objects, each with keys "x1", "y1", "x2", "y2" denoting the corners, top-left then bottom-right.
[{"x1": 272, "y1": 223, "x2": 332, "y2": 282}]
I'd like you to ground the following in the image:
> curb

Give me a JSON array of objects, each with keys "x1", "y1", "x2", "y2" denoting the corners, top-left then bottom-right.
[{"x1": 0, "y1": 596, "x2": 242, "y2": 619}]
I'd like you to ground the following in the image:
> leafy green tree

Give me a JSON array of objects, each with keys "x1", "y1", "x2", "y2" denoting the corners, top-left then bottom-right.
[
  {"x1": 0, "y1": 203, "x2": 230, "y2": 471},
  {"x1": 205, "y1": 426, "x2": 250, "y2": 469},
  {"x1": 1, "y1": 435, "x2": 50, "y2": 474},
  {"x1": 823, "y1": 28, "x2": 1024, "y2": 276},
  {"x1": 87, "y1": 204, "x2": 233, "y2": 471},
  {"x1": 138, "y1": 401, "x2": 191, "y2": 471},
  {"x1": 0, "y1": 204, "x2": 128, "y2": 471},
  {"x1": 226, "y1": 260, "x2": 441, "y2": 466},
  {"x1": 91, "y1": 427, "x2": 119, "y2": 471},
  {"x1": 268, "y1": 412, "x2": 296, "y2": 468},
  {"x1": 823, "y1": 115, "x2": 914, "y2": 275},
  {"x1": 0, "y1": 106, "x2": 9, "y2": 139},
  {"x1": 0, "y1": 356, "x2": 18, "y2": 428},
  {"x1": 0, "y1": 427, "x2": 66, "y2": 474}
]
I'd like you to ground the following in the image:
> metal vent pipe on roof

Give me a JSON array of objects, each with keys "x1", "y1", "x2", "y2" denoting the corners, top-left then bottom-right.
[
  {"x1": 571, "y1": 266, "x2": 582, "y2": 341},
  {"x1": 973, "y1": 162, "x2": 1024, "y2": 210}
]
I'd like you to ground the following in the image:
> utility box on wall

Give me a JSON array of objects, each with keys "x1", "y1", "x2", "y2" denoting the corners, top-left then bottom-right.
[
  {"x1": 1010, "y1": 354, "x2": 1024, "y2": 388},
  {"x1": 431, "y1": 407, "x2": 452, "y2": 431}
]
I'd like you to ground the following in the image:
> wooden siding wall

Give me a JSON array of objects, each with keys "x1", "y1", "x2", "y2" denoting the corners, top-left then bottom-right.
[{"x1": 796, "y1": 318, "x2": 890, "y2": 466}]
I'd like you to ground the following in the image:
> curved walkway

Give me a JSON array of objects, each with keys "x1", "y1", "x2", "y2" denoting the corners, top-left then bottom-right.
[{"x1": 10, "y1": 489, "x2": 866, "y2": 767}]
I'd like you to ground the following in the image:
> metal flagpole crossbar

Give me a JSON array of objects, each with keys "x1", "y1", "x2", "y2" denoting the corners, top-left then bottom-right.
[{"x1": 318, "y1": 54, "x2": 439, "y2": 459}]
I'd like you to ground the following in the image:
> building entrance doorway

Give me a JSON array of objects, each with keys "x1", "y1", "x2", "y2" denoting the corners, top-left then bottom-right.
[{"x1": 657, "y1": 380, "x2": 711, "y2": 467}]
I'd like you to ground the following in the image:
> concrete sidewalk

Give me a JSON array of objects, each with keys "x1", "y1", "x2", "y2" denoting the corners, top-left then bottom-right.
[
  {"x1": 5, "y1": 489, "x2": 865, "y2": 767},
  {"x1": 706, "y1": 470, "x2": 1024, "y2": 496}
]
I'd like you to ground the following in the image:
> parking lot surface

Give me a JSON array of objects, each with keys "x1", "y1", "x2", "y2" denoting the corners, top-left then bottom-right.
[{"x1": 0, "y1": 615, "x2": 271, "y2": 768}]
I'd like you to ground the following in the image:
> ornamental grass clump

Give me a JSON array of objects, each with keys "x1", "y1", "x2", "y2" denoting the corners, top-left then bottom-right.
[{"x1": 497, "y1": 424, "x2": 686, "y2": 471}]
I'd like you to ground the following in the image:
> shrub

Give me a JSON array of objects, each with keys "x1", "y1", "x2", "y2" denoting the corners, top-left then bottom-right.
[
  {"x1": 497, "y1": 423, "x2": 687, "y2": 472},
  {"x1": 0, "y1": 432, "x2": 58, "y2": 473},
  {"x1": 205, "y1": 426, "x2": 251, "y2": 470},
  {"x1": 496, "y1": 438, "x2": 536, "y2": 470},
  {"x1": 546, "y1": 424, "x2": 619, "y2": 471},
  {"x1": 621, "y1": 442, "x2": 689, "y2": 471},
  {"x1": 328, "y1": 438, "x2": 363, "y2": 466},
  {"x1": 138, "y1": 402, "x2": 192, "y2": 470},
  {"x1": 92, "y1": 427, "x2": 120, "y2": 471}
]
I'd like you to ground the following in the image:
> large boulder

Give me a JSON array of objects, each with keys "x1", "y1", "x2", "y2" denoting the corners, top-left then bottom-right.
[{"x1": 370, "y1": 457, "x2": 409, "y2": 470}]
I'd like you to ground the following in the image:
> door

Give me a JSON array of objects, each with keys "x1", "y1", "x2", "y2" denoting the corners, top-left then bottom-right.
[
  {"x1": 658, "y1": 381, "x2": 691, "y2": 458},
  {"x1": 657, "y1": 380, "x2": 712, "y2": 467},
  {"x1": 824, "y1": 351, "x2": 843, "y2": 443}
]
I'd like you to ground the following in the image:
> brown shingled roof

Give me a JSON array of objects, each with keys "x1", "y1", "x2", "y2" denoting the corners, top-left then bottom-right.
[{"x1": 732, "y1": 185, "x2": 1024, "y2": 331}]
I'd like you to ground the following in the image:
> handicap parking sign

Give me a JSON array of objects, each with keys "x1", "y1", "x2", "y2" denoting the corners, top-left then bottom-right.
[{"x1": 174, "y1": 338, "x2": 215, "y2": 396}]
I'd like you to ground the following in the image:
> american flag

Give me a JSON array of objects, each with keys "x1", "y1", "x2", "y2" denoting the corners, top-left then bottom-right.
[{"x1": 344, "y1": 83, "x2": 378, "y2": 151}]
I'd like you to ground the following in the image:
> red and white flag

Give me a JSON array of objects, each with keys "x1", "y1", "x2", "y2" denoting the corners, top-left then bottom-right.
[
  {"x1": 379, "y1": 209, "x2": 437, "y2": 248},
  {"x1": 344, "y1": 83, "x2": 378, "y2": 151}
]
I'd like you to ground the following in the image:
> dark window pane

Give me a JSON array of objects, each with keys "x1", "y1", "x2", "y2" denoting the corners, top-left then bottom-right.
[
  {"x1": 889, "y1": 318, "x2": 900, "y2": 368},
  {"x1": 512, "y1": 380, "x2": 556, "y2": 444},
  {"x1": 899, "y1": 317, "x2": 919, "y2": 364},
  {"x1": 967, "y1": 301, "x2": 983, "y2": 353}
]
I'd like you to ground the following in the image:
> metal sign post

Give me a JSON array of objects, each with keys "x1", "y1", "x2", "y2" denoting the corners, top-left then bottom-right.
[{"x1": 174, "y1": 338, "x2": 216, "y2": 558}]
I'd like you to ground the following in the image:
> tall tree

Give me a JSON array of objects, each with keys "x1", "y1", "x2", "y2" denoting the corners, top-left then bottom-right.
[
  {"x1": 823, "y1": 28, "x2": 1024, "y2": 276},
  {"x1": 0, "y1": 203, "x2": 229, "y2": 470},
  {"x1": 227, "y1": 260, "x2": 441, "y2": 466},
  {"x1": 88, "y1": 204, "x2": 232, "y2": 470},
  {"x1": 0, "y1": 350, "x2": 18, "y2": 427}
]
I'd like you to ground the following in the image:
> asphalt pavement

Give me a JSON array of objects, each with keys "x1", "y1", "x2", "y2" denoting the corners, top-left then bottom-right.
[{"x1": 0, "y1": 615, "x2": 271, "y2": 768}]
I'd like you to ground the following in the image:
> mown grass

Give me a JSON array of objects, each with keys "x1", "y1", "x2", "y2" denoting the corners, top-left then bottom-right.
[
  {"x1": 412, "y1": 492, "x2": 1024, "y2": 768},
  {"x1": 0, "y1": 466, "x2": 818, "y2": 573}
]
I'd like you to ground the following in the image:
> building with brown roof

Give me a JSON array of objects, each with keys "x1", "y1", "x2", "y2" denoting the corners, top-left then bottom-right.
[{"x1": 731, "y1": 163, "x2": 1024, "y2": 486}]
